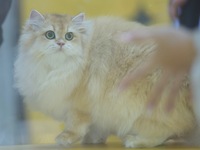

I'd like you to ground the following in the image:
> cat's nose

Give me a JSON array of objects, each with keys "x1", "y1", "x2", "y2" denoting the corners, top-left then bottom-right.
[{"x1": 57, "y1": 42, "x2": 65, "y2": 47}]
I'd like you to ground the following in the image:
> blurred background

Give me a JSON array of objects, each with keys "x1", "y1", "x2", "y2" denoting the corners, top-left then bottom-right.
[{"x1": 0, "y1": 0, "x2": 170, "y2": 145}]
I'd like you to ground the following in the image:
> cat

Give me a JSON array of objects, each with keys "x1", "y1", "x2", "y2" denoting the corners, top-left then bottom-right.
[{"x1": 14, "y1": 10, "x2": 197, "y2": 148}]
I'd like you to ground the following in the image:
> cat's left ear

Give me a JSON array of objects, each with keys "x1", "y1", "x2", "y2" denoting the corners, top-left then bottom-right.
[
  {"x1": 72, "y1": 13, "x2": 88, "y2": 33},
  {"x1": 72, "y1": 13, "x2": 85, "y2": 25}
]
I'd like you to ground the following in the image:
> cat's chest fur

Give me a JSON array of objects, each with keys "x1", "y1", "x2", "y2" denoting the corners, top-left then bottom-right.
[{"x1": 19, "y1": 56, "x2": 84, "y2": 119}]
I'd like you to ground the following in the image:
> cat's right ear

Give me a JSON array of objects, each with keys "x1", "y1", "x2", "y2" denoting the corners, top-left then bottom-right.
[{"x1": 27, "y1": 10, "x2": 45, "y2": 30}]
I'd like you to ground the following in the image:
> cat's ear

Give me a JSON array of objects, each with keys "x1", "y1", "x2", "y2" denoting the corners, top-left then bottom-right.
[
  {"x1": 30, "y1": 10, "x2": 45, "y2": 22},
  {"x1": 72, "y1": 13, "x2": 89, "y2": 33},
  {"x1": 72, "y1": 13, "x2": 85, "y2": 25},
  {"x1": 27, "y1": 10, "x2": 45, "y2": 30},
  {"x1": 71, "y1": 13, "x2": 93, "y2": 35}
]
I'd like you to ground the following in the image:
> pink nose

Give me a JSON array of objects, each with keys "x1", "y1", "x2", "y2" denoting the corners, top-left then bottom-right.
[{"x1": 57, "y1": 42, "x2": 65, "y2": 47}]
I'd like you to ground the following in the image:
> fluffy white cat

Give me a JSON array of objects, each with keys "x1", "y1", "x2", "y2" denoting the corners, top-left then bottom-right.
[{"x1": 14, "y1": 10, "x2": 197, "y2": 148}]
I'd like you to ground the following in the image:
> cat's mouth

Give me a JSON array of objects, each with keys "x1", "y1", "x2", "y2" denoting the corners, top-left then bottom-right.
[
  {"x1": 57, "y1": 46, "x2": 65, "y2": 51},
  {"x1": 58, "y1": 47, "x2": 63, "y2": 51}
]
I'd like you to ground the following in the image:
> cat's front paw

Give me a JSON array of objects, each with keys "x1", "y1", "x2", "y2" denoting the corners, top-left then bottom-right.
[
  {"x1": 56, "y1": 131, "x2": 82, "y2": 147},
  {"x1": 123, "y1": 135, "x2": 139, "y2": 148}
]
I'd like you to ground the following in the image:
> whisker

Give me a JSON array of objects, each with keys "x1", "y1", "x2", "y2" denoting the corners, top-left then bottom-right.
[{"x1": 34, "y1": 45, "x2": 57, "y2": 63}]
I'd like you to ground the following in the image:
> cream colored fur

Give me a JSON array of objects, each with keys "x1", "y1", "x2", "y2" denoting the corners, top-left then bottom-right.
[{"x1": 14, "y1": 10, "x2": 197, "y2": 148}]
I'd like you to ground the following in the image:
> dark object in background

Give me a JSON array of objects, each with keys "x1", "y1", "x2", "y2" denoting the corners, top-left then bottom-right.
[
  {"x1": 179, "y1": 0, "x2": 200, "y2": 30},
  {"x1": 0, "y1": 0, "x2": 12, "y2": 46},
  {"x1": 134, "y1": 8, "x2": 152, "y2": 25}
]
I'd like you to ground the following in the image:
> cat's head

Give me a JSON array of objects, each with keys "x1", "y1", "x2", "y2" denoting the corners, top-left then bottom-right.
[{"x1": 20, "y1": 10, "x2": 93, "y2": 68}]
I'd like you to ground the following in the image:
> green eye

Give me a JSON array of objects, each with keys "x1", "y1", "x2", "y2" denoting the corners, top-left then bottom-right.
[
  {"x1": 45, "y1": 30, "x2": 55, "y2": 40},
  {"x1": 65, "y1": 32, "x2": 74, "y2": 41}
]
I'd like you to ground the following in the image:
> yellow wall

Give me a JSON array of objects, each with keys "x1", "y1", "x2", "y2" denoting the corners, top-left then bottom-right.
[
  {"x1": 21, "y1": 0, "x2": 170, "y2": 24},
  {"x1": 20, "y1": 0, "x2": 170, "y2": 144}
]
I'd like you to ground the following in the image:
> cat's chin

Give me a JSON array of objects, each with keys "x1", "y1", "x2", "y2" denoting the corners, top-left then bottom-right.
[
  {"x1": 42, "y1": 53, "x2": 68, "y2": 69},
  {"x1": 58, "y1": 48, "x2": 64, "y2": 51}
]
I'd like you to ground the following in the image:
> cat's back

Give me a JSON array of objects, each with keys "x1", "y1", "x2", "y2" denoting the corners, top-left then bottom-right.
[
  {"x1": 87, "y1": 16, "x2": 154, "y2": 82},
  {"x1": 84, "y1": 16, "x2": 156, "y2": 100},
  {"x1": 89, "y1": 16, "x2": 153, "y2": 65},
  {"x1": 90, "y1": 16, "x2": 142, "y2": 49},
  {"x1": 92, "y1": 16, "x2": 142, "y2": 35}
]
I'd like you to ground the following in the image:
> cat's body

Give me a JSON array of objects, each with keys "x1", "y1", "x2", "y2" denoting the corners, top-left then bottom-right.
[{"x1": 14, "y1": 10, "x2": 196, "y2": 148}]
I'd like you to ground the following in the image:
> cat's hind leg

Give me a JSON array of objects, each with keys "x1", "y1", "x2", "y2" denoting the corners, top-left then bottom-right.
[
  {"x1": 121, "y1": 117, "x2": 175, "y2": 148},
  {"x1": 122, "y1": 134, "x2": 169, "y2": 148}
]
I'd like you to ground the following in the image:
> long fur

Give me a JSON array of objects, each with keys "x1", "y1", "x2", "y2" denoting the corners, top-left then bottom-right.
[{"x1": 14, "y1": 10, "x2": 197, "y2": 148}]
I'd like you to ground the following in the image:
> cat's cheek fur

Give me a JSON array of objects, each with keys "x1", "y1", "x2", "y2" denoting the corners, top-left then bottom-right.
[{"x1": 64, "y1": 43, "x2": 83, "y2": 57}]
